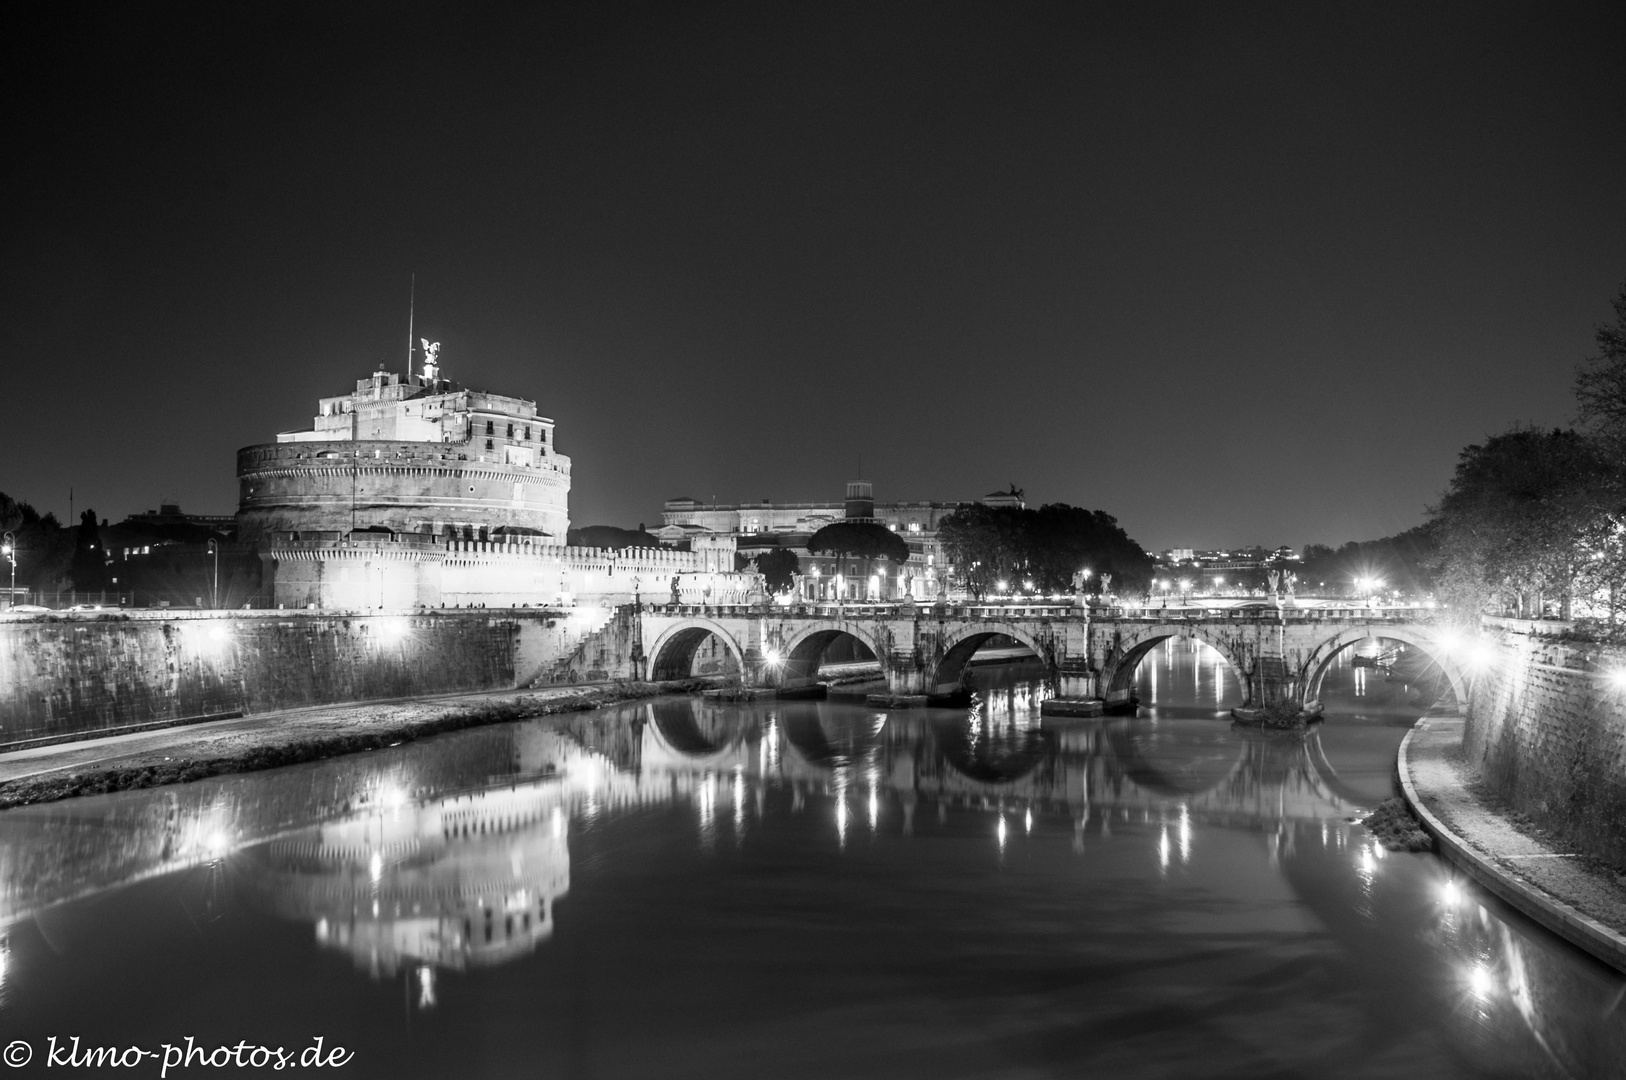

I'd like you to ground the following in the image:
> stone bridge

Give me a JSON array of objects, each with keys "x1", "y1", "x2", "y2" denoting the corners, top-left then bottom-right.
[{"x1": 623, "y1": 601, "x2": 1465, "y2": 709}]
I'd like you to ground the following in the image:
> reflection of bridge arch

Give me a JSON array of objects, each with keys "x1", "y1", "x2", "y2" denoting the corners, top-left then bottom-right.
[
  {"x1": 1302, "y1": 626, "x2": 1466, "y2": 708},
  {"x1": 1105, "y1": 719, "x2": 1249, "y2": 799},
  {"x1": 776, "y1": 701, "x2": 888, "y2": 766},
  {"x1": 928, "y1": 714, "x2": 1051, "y2": 783},
  {"x1": 777, "y1": 624, "x2": 885, "y2": 687},
  {"x1": 647, "y1": 618, "x2": 746, "y2": 682},
  {"x1": 934, "y1": 622, "x2": 1047, "y2": 692},
  {"x1": 1101, "y1": 624, "x2": 1248, "y2": 700},
  {"x1": 642, "y1": 699, "x2": 750, "y2": 768}
]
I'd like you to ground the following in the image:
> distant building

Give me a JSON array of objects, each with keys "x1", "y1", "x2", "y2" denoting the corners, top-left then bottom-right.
[{"x1": 659, "y1": 482, "x2": 1022, "y2": 601}]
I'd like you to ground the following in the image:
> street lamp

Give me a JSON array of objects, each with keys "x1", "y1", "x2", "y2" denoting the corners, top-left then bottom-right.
[
  {"x1": 2, "y1": 532, "x2": 15, "y2": 611},
  {"x1": 1179, "y1": 578, "x2": 1191, "y2": 603},
  {"x1": 206, "y1": 539, "x2": 219, "y2": 609},
  {"x1": 1214, "y1": 575, "x2": 1224, "y2": 596}
]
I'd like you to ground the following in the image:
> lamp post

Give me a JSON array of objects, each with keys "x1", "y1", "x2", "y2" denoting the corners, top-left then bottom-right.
[
  {"x1": 206, "y1": 539, "x2": 219, "y2": 609},
  {"x1": 2, "y1": 532, "x2": 15, "y2": 611}
]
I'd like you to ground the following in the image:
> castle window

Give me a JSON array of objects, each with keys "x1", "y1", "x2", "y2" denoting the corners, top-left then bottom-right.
[
  {"x1": 507, "y1": 424, "x2": 514, "y2": 438},
  {"x1": 525, "y1": 426, "x2": 532, "y2": 440},
  {"x1": 485, "y1": 420, "x2": 494, "y2": 435},
  {"x1": 486, "y1": 439, "x2": 494, "y2": 451}
]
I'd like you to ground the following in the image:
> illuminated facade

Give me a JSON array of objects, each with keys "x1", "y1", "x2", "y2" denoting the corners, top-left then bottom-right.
[
  {"x1": 658, "y1": 483, "x2": 1024, "y2": 601},
  {"x1": 242, "y1": 354, "x2": 745, "y2": 610},
  {"x1": 237, "y1": 364, "x2": 570, "y2": 542}
]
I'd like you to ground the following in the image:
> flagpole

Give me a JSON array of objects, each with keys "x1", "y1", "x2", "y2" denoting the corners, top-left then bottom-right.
[{"x1": 406, "y1": 273, "x2": 415, "y2": 380}]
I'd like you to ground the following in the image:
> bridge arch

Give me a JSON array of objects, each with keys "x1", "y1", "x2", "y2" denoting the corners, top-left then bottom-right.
[
  {"x1": 1301, "y1": 624, "x2": 1467, "y2": 709},
  {"x1": 775, "y1": 623, "x2": 887, "y2": 687},
  {"x1": 646, "y1": 618, "x2": 747, "y2": 682},
  {"x1": 1101, "y1": 624, "x2": 1249, "y2": 702},
  {"x1": 933, "y1": 622, "x2": 1049, "y2": 693}
]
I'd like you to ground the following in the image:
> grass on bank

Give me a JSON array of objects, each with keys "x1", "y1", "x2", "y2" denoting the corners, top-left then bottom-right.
[{"x1": 1365, "y1": 797, "x2": 1434, "y2": 852}]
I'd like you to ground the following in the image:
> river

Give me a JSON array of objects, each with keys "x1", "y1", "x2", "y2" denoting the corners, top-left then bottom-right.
[{"x1": 0, "y1": 640, "x2": 1622, "y2": 1078}]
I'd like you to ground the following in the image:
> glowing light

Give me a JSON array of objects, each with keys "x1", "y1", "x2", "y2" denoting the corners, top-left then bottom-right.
[
  {"x1": 1469, "y1": 964, "x2": 1494, "y2": 999},
  {"x1": 196, "y1": 822, "x2": 235, "y2": 859},
  {"x1": 551, "y1": 806, "x2": 564, "y2": 838},
  {"x1": 379, "y1": 784, "x2": 408, "y2": 811},
  {"x1": 1359, "y1": 849, "x2": 1377, "y2": 875},
  {"x1": 764, "y1": 648, "x2": 781, "y2": 665},
  {"x1": 1024, "y1": 807, "x2": 1033, "y2": 834},
  {"x1": 377, "y1": 616, "x2": 409, "y2": 641},
  {"x1": 997, "y1": 816, "x2": 1008, "y2": 848},
  {"x1": 1607, "y1": 668, "x2": 1626, "y2": 691},
  {"x1": 207, "y1": 625, "x2": 228, "y2": 642},
  {"x1": 1157, "y1": 827, "x2": 1170, "y2": 870},
  {"x1": 369, "y1": 851, "x2": 384, "y2": 884},
  {"x1": 416, "y1": 965, "x2": 437, "y2": 1009},
  {"x1": 1442, "y1": 879, "x2": 1462, "y2": 906}
]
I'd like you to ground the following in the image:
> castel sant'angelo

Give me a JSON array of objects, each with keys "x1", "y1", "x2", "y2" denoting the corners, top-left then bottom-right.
[{"x1": 238, "y1": 346, "x2": 741, "y2": 610}]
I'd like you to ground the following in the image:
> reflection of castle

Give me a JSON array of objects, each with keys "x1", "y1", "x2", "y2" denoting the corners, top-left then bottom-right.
[
  {"x1": 242, "y1": 783, "x2": 570, "y2": 977},
  {"x1": 235, "y1": 353, "x2": 743, "y2": 609}
]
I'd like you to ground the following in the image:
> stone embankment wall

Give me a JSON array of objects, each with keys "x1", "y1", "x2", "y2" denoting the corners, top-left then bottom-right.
[
  {"x1": 1465, "y1": 619, "x2": 1626, "y2": 867},
  {"x1": 0, "y1": 610, "x2": 589, "y2": 749}
]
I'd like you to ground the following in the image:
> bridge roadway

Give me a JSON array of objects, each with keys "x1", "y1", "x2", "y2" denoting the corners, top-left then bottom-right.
[{"x1": 632, "y1": 601, "x2": 1467, "y2": 709}]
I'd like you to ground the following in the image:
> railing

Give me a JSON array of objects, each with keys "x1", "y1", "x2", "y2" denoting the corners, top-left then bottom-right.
[{"x1": 637, "y1": 601, "x2": 1441, "y2": 623}]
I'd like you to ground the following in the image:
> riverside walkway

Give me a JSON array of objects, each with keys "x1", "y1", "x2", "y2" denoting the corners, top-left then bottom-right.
[{"x1": 1401, "y1": 715, "x2": 1626, "y2": 973}]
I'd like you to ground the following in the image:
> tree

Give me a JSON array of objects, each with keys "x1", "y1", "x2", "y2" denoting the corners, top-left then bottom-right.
[
  {"x1": 934, "y1": 504, "x2": 1024, "y2": 598},
  {"x1": 1574, "y1": 282, "x2": 1626, "y2": 446},
  {"x1": 1428, "y1": 427, "x2": 1618, "y2": 618},
  {"x1": 935, "y1": 502, "x2": 1154, "y2": 599},
  {"x1": 1297, "y1": 528, "x2": 1437, "y2": 597},
  {"x1": 0, "y1": 492, "x2": 73, "y2": 593},
  {"x1": 807, "y1": 521, "x2": 910, "y2": 597},
  {"x1": 736, "y1": 547, "x2": 800, "y2": 595}
]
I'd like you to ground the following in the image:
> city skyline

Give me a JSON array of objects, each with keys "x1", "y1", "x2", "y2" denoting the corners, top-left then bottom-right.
[{"x1": 4, "y1": 4, "x2": 1623, "y2": 552}]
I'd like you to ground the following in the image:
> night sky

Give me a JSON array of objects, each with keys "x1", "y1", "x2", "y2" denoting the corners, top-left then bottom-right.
[{"x1": 4, "y1": 2, "x2": 1622, "y2": 552}]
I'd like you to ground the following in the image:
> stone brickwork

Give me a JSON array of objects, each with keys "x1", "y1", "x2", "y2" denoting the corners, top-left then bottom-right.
[
  {"x1": 0, "y1": 611, "x2": 556, "y2": 748},
  {"x1": 264, "y1": 536, "x2": 747, "y2": 611},
  {"x1": 1464, "y1": 622, "x2": 1626, "y2": 867}
]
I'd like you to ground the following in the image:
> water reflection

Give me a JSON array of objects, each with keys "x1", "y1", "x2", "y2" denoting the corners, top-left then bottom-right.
[{"x1": 0, "y1": 652, "x2": 1620, "y2": 1076}]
